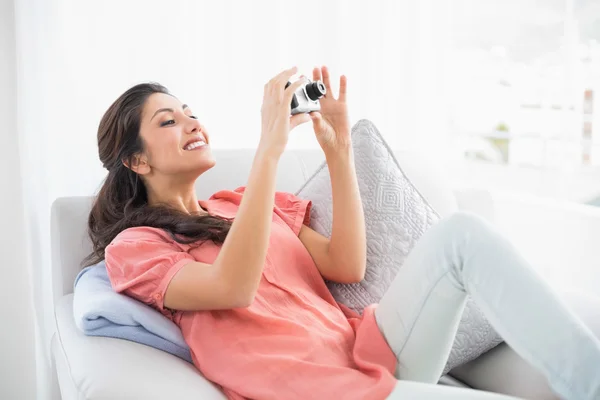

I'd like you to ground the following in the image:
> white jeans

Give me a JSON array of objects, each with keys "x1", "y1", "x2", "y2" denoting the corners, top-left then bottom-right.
[{"x1": 376, "y1": 212, "x2": 600, "y2": 400}]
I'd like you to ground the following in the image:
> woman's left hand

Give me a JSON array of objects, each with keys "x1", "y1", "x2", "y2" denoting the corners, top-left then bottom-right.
[{"x1": 309, "y1": 66, "x2": 351, "y2": 154}]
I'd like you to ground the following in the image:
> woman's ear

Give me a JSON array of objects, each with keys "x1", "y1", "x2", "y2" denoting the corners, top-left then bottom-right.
[{"x1": 122, "y1": 154, "x2": 151, "y2": 175}]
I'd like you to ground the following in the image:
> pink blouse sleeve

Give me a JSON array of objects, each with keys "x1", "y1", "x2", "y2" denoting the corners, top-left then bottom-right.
[
  {"x1": 104, "y1": 227, "x2": 195, "y2": 313},
  {"x1": 273, "y1": 191, "x2": 312, "y2": 236}
]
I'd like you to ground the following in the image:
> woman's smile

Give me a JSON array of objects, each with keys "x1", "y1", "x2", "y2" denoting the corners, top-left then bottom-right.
[{"x1": 183, "y1": 140, "x2": 208, "y2": 151}]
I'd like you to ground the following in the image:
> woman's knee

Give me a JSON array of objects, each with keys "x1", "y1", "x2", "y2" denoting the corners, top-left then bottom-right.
[
  {"x1": 437, "y1": 211, "x2": 491, "y2": 235},
  {"x1": 432, "y1": 212, "x2": 502, "y2": 256}
]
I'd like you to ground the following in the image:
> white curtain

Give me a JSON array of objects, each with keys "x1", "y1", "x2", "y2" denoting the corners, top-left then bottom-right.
[
  {"x1": 13, "y1": 0, "x2": 451, "y2": 398},
  {"x1": 0, "y1": 0, "x2": 36, "y2": 399}
]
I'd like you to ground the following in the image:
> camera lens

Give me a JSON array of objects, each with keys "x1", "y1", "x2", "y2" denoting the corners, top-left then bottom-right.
[{"x1": 306, "y1": 81, "x2": 326, "y2": 101}]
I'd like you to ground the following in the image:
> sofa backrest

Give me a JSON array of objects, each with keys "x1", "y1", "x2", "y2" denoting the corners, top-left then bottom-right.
[{"x1": 51, "y1": 148, "x2": 457, "y2": 303}]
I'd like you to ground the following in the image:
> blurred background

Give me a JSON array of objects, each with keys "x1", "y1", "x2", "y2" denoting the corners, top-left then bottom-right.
[{"x1": 2, "y1": 0, "x2": 599, "y2": 398}]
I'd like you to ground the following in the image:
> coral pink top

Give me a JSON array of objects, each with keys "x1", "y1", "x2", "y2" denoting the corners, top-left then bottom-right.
[{"x1": 105, "y1": 187, "x2": 397, "y2": 399}]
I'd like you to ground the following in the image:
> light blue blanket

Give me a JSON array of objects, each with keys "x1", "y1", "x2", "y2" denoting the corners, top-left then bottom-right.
[{"x1": 73, "y1": 262, "x2": 193, "y2": 362}]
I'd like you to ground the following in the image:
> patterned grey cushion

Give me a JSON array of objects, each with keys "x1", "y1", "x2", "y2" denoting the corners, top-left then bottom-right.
[{"x1": 295, "y1": 119, "x2": 503, "y2": 373}]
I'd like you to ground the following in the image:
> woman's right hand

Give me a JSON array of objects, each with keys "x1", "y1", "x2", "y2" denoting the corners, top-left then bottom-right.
[{"x1": 259, "y1": 66, "x2": 311, "y2": 157}]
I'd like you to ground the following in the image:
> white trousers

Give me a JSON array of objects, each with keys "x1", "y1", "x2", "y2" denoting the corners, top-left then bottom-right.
[{"x1": 376, "y1": 212, "x2": 600, "y2": 400}]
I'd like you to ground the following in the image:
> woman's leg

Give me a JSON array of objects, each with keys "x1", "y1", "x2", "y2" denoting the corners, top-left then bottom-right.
[
  {"x1": 450, "y1": 290, "x2": 600, "y2": 399},
  {"x1": 374, "y1": 212, "x2": 600, "y2": 400}
]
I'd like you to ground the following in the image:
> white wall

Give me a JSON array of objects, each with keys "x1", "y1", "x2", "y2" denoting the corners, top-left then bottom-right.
[{"x1": 0, "y1": 0, "x2": 37, "y2": 398}]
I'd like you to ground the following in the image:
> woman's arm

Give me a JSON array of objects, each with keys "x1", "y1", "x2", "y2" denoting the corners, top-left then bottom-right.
[
  {"x1": 299, "y1": 150, "x2": 366, "y2": 284},
  {"x1": 165, "y1": 151, "x2": 281, "y2": 310},
  {"x1": 209, "y1": 150, "x2": 281, "y2": 304},
  {"x1": 164, "y1": 67, "x2": 311, "y2": 310},
  {"x1": 298, "y1": 66, "x2": 366, "y2": 284},
  {"x1": 326, "y1": 149, "x2": 366, "y2": 282}
]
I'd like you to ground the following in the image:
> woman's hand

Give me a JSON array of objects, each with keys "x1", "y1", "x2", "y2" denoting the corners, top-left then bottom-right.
[
  {"x1": 259, "y1": 67, "x2": 311, "y2": 158},
  {"x1": 309, "y1": 66, "x2": 351, "y2": 155}
]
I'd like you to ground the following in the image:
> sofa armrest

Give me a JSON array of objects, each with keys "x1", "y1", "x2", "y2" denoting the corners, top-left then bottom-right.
[
  {"x1": 53, "y1": 294, "x2": 226, "y2": 400},
  {"x1": 491, "y1": 191, "x2": 600, "y2": 296}
]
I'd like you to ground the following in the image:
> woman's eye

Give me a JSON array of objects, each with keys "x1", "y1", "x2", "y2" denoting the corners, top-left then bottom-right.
[
  {"x1": 160, "y1": 119, "x2": 175, "y2": 127},
  {"x1": 189, "y1": 115, "x2": 198, "y2": 119}
]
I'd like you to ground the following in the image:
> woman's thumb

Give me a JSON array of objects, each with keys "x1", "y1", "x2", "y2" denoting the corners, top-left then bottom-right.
[
  {"x1": 309, "y1": 111, "x2": 323, "y2": 130},
  {"x1": 290, "y1": 113, "x2": 311, "y2": 129}
]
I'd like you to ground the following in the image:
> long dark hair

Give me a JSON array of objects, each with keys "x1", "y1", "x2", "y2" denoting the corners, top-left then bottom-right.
[{"x1": 83, "y1": 82, "x2": 232, "y2": 267}]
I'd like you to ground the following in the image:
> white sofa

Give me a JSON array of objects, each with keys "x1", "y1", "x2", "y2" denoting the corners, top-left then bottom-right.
[{"x1": 50, "y1": 149, "x2": 600, "y2": 400}]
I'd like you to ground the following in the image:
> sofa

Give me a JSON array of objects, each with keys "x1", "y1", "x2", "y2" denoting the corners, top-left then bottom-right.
[{"x1": 50, "y1": 148, "x2": 600, "y2": 399}]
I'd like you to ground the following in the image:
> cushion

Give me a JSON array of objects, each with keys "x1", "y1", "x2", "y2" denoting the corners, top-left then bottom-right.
[
  {"x1": 72, "y1": 262, "x2": 192, "y2": 362},
  {"x1": 295, "y1": 119, "x2": 502, "y2": 372}
]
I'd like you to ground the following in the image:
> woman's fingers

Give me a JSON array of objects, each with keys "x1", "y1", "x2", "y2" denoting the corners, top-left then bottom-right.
[
  {"x1": 317, "y1": 66, "x2": 346, "y2": 102},
  {"x1": 266, "y1": 66, "x2": 298, "y2": 95},
  {"x1": 283, "y1": 77, "x2": 307, "y2": 103},
  {"x1": 312, "y1": 67, "x2": 322, "y2": 83},
  {"x1": 321, "y1": 66, "x2": 335, "y2": 99},
  {"x1": 339, "y1": 75, "x2": 347, "y2": 102},
  {"x1": 274, "y1": 66, "x2": 298, "y2": 91},
  {"x1": 277, "y1": 66, "x2": 298, "y2": 83}
]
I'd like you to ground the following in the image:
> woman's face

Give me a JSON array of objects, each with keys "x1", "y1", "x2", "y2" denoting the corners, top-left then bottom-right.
[{"x1": 137, "y1": 92, "x2": 215, "y2": 178}]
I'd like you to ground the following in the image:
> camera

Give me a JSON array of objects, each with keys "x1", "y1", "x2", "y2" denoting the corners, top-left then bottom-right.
[{"x1": 286, "y1": 79, "x2": 327, "y2": 115}]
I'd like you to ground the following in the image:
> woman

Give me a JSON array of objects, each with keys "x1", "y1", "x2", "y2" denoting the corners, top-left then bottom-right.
[{"x1": 85, "y1": 66, "x2": 600, "y2": 400}]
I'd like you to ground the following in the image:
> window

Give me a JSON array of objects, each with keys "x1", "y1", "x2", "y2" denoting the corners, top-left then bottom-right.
[{"x1": 446, "y1": 0, "x2": 600, "y2": 206}]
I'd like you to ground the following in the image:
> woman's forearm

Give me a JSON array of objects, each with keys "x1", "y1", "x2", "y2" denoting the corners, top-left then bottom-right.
[
  {"x1": 214, "y1": 148, "x2": 280, "y2": 304},
  {"x1": 326, "y1": 148, "x2": 367, "y2": 282}
]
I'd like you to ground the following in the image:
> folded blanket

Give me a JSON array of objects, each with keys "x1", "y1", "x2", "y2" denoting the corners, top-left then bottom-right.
[{"x1": 73, "y1": 262, "x2": 192, "y2": 362}]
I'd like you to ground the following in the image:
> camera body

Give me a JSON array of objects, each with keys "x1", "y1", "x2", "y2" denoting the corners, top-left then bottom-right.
[{"x1": 286, "y1": 79, "x2": 327, "y2": 115}]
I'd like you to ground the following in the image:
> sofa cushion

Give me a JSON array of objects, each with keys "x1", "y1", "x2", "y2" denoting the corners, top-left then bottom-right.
[
  {"x1": 196, "y1": 149, "x2": 309, "y2": 199},
  {"x1": 296, "y1": 119, "x2": 502, "y2": 372},
  {"x1": 53, "y1": 294, "x2": 225, "y2": 400}
]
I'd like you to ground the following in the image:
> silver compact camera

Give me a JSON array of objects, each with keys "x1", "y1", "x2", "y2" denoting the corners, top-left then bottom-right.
[{"x1": 286, "y1": 79, "x2": 327, "y2": 115}]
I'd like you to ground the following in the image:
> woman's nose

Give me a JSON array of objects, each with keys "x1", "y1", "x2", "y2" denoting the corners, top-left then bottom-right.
[{"x1": 186, "y1": 118, "x2": 201, "y2": 134}]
